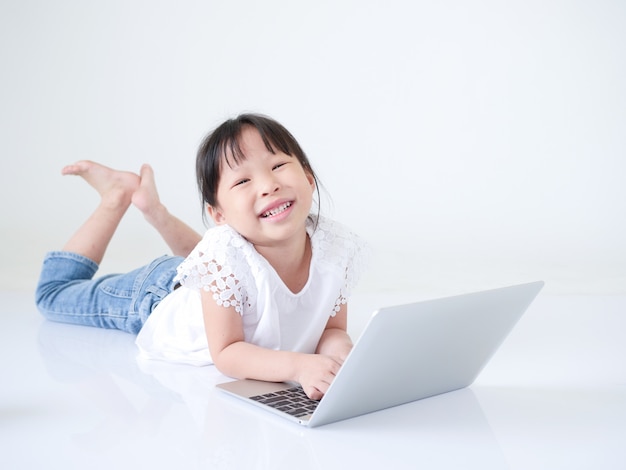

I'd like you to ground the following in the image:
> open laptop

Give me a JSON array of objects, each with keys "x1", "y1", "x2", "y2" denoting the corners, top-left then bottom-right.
[{"x1": 217, "y1": 280, "x2": 544, "y2": 427}]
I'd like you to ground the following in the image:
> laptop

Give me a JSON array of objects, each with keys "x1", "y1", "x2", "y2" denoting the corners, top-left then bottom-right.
[{"x1": 216, "y1": 280, "x2": 544, "y2": 427}]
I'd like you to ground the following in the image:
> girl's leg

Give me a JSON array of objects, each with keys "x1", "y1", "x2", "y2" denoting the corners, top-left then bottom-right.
[
  {"x1": 35, "y1": 252, "x2": 183, "y2": 333},
  {"x1": 35, "y1": 161, "x2": 192, "y2": 333},
  {"x1": 131, "y1": 164, "x2": 202, "y2": 257},
  {"x1": 61, "y1": 160, "x2": 140, "y2": 264}
]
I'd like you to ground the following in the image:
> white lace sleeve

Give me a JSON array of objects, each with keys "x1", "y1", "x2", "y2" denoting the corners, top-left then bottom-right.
[
  {"x1": 174, "y1": 226, "x2": 253, "y2": 314},
  {"x1": 312, "y1": 217, "x2": 369, "y2": 314}
]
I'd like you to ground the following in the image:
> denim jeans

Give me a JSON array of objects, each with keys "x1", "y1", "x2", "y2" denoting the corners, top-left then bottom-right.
[{"x1": 35, "y1": 251, "x2": 184, "y2": 334}]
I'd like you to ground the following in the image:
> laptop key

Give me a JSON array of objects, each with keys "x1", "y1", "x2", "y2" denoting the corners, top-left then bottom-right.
[{"x1": 248, "y1": 386, "x2": 320, "y2": 418}]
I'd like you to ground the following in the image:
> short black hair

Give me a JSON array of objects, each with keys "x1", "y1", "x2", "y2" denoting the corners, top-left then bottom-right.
[{"x1": 196, "y1": 113, "x2": 321, "y2": 223}]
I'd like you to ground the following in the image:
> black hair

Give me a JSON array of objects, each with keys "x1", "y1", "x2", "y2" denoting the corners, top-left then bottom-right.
[{"x1": 196, "y1": 113, "x2": 321, "y2": 224}]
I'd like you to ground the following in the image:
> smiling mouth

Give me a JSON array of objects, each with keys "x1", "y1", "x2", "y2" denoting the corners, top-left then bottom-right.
[{"x1": 261, "y1": 202, "x2": 292, "y2": 218}]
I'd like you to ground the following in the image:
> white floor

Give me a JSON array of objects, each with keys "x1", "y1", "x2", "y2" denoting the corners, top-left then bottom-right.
[{"x1": 2, "y1": 290, "x2": 625, "y2": 469}]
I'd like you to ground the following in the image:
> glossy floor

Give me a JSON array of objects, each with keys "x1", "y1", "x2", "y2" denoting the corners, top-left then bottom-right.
[{"x1": 2, "y1": 291, "x2": 625, "y2": 469}]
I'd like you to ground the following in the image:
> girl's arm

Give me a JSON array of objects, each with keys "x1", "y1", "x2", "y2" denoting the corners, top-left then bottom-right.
[{"x1": 201, "y1": 290, "x2": 343, "y2": 400}]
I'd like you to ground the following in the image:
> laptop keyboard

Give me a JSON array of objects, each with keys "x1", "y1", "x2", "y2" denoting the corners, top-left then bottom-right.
[{"x1": 250, "y1": 386, "x2": 320, "y2": 418}]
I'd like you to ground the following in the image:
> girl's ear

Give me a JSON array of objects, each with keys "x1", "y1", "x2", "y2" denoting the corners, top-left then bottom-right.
[
  {"x1": 306, "y1": 171, "x2": 316, "y2": 192},
  {"x1": 207, "y1": 204, "x2": 227, "y2": 225}
]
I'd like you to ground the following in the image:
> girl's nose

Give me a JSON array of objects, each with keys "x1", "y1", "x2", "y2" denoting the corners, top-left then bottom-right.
[{"x1": 259, "y1": 174, "x2": 280, "y2": 196}]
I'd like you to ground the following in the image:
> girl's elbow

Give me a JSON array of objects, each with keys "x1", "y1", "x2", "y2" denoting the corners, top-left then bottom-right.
[{"x1": 211, "y1": 346, "x2": 242, "y2": 379}]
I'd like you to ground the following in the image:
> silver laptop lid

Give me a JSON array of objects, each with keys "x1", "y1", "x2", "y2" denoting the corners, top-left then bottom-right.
[{"x1": 307, "y1": 281, "x2": 544, "y2": 426}]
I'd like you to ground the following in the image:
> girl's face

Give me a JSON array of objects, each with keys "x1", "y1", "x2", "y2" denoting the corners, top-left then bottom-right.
[{"x1": 208, "y1": 126, "x2": 316, "y2": 249}]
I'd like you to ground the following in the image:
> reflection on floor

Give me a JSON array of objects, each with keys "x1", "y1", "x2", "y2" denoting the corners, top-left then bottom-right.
[{"x1": 2, "y1": 291, "x2": 625, "y2": 469}]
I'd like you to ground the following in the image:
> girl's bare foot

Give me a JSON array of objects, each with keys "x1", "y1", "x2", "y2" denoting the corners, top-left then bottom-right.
[
  {"x1": 60, "y1": 161, "x2": 140, "y2": 263},
  {"x1": 131, "y1": 164, "x2": 163, "y2": 217},
  {"x1": 62, "y1": 160, "x2": 140, "y2": 209}
]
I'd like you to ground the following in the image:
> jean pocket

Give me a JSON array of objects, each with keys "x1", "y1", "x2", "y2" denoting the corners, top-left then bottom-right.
[{"x1": 98, "y1": 273, "x2": 136, "y2": 298}]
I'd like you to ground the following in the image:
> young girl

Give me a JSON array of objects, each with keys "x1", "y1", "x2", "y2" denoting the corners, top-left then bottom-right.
[{"x1": 36, "y1": 114, "x2": 366, "y2": 400}]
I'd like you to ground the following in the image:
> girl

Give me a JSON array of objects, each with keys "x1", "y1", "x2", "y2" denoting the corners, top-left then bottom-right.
[{"x1": 36, "y1": 114, "x2": 366, "y2": 400}]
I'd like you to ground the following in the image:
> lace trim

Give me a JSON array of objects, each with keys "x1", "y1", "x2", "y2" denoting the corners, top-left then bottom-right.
[
  {"x1": 310, "y1": 218, "x2": 368, "y2": 316},
  {"x1": 176, "y1": 216, "x2": 367, "y2": 316},
  {"x1": 175, "y1": 226, "x2": 254, "y2": 314}
]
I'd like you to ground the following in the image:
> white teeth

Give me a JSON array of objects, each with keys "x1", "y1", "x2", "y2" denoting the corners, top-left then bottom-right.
[{"x1": 262, "y1": 202, "x2": 291, "y2": 218}]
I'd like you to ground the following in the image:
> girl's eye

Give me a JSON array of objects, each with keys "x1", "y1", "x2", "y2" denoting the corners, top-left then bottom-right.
[
  {"x1": 273, "y1": 162, "x2": 288, "y2": 170},
  {"x1": 234, "y1": 178, "x2": 249, "y2": 187}
]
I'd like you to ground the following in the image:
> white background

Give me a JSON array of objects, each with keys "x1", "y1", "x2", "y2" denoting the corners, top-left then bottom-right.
[{"x1": 1, "y1": 0, "x2": 624, "y2": 295}]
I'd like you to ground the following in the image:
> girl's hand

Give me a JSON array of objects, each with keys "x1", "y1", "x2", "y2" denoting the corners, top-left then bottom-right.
[{"x1": 296, "y1": 354, "x2": 344, "y2": 400}]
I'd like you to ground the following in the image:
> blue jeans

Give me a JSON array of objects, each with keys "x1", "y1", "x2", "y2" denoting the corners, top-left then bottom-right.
[{"x1": 35, "y1": 251, "x2": 184, "y2": 334}]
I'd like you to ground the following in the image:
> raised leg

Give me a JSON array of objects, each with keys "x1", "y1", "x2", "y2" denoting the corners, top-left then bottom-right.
[
  {"x1": 61, "y1": 160, "x2": 140, "y2": 264},
  {"x1": 131, "y1": 164, "x2": 202, "y2": 257}
]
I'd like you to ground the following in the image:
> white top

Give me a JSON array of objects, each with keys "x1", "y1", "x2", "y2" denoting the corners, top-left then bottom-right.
[{"x1": 135, "y1": 216, "x2": 366, "y2": 366}]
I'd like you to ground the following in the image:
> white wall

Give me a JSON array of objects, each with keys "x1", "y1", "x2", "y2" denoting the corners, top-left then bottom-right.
[{"x1": 1, "y1": 0, "x2": 625, "y2": 295}]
